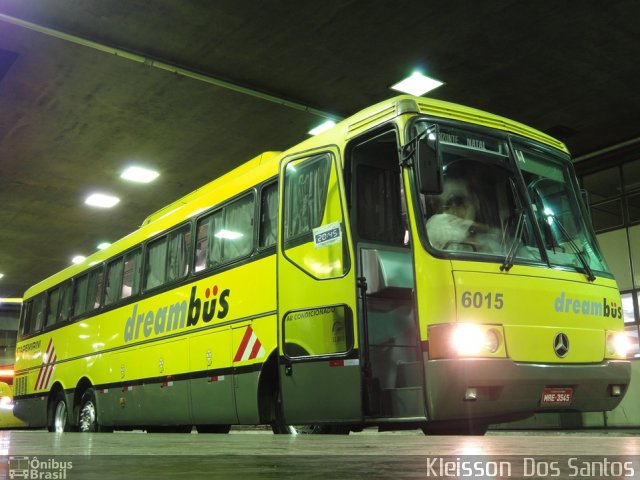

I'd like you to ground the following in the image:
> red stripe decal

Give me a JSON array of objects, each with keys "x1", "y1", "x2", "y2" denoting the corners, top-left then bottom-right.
[
  {"x1": 42, "y1": 354, "x2": 57, "y2": 389},
  {"x1": 329, "y1": 360, "x2": 344, "y2": 368},
  {"x1": 249, "y1": 338, "x2": 262, "y2": 359},
  {"x1": 233, "y1": 326, "x2": 254, "y2": 362}
]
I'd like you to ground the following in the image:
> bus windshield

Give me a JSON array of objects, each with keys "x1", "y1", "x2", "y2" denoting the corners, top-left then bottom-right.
[
  {"x1": 515, "y1": 143, "x2": 609, "y2": 274},
  {"x1": 416, "y1": 123, "x2": 610, "y2": 275}
]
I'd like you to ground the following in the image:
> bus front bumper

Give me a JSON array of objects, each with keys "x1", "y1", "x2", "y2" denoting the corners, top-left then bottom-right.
[{"x1": 424, "y1": 357, "x2": 630, "y2": 423}]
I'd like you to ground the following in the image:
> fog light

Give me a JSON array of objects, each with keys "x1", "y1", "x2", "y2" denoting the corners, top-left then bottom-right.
[
  {"x1": 485, "y1": 329, "x2": 500, "y2": 353},
  {"x1": 611, "y1": 385, "x2": 622, "y2": 397},
  {"x1": 464, "y1": 387, "x2": 478, "y2": 401}
]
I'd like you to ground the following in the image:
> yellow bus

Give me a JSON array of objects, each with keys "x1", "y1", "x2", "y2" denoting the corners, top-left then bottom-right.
[{"x1": 13, "y1": 95, "x2": 630, "y2": 435}]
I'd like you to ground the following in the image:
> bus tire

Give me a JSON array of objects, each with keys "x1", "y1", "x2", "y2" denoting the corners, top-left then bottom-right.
[
  {"x1": 196, "y1": 425, "x2": 231, "y2": 434},
  {"x1": 48, "y1": 391, "x2": 71, "y2": 433},
  {"x1": 78, "y1": 388, "x2": 111, "y2": 432}
]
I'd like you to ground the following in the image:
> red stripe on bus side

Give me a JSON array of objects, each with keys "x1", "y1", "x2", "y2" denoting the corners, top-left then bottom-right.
[
  {"x1": 233, "y1": 326, "x2": 253, "y2": 362},
  {"x1": 34, "y1": 339, "x2": 54, "y2": 390},
  {"x1": 249, "y1": 338, "x2": 262, "y2": 359},
  {"x1": 42, "y1": 354, "x2": 57, "y2": 389}
]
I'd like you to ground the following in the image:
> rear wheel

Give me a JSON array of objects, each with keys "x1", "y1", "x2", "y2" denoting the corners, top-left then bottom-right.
[
  {"x1": 78, "y1": 388, "x2": 112, "y2": 432},
  {"x1": 48, "y1": 391, "x2": 71, "y2": 433}
]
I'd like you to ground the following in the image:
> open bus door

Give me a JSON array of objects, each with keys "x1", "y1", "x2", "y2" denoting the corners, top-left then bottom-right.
[{"x1": 276, "y1": 149, "x2": 362, "y2": 426}]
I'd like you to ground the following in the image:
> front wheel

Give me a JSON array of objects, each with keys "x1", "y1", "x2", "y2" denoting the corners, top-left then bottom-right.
[{"x1": 48, "y1": 391, "x2": 71, "y2": 433}]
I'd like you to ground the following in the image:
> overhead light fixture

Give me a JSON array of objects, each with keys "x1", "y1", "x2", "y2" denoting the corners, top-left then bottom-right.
[
  {"x1": 391, "y1": 71, "x2": 444, "y2": 96},
  {"x1": 97, "y1": 242, "x2": 111, "y2": 250},
  {"x1": 85, "y1": 193, "x2": 120, "y2": 208},
  {"x1": 72, "y1": 255, "x2": 86, "y2": 264},
  {"x1": 308, "y1": 120, "x2": 336, "y2": 136},
  {"x1": 0, "y1": 273, "x2": 4, "y2": 279},
  {"x1": 121, "y1": 166, "x2": 159, "y2": 183}
]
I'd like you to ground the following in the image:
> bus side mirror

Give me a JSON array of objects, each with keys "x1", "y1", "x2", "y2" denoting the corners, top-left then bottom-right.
[{"x1": 415, "y1": 131, "x2": 443, "y2": 195}]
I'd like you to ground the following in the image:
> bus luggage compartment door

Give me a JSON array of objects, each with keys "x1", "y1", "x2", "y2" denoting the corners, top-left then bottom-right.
[{"x1": 277, "y1": 149, "x2": 362, "y2": 425}]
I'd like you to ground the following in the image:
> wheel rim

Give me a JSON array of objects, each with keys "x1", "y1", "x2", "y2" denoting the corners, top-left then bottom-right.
[
  {"x1": 53, "y1": 401, "x2": 67, "y2": 433},
  {"x1": 78, "y1": 401, "x2": 96, "y2": 432}
]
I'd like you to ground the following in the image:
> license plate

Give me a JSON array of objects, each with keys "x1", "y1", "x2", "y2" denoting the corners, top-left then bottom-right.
[{"x1": 540, "y1": 387, "x2": 573, "y2": 406}]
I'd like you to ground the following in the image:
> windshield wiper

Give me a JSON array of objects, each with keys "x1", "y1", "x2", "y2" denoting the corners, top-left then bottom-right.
[
  {"x1": 546, "y1": 214, "x2": 596, "y2": 282},
  {"x1": 500, "y1": 209, "x2": 526, "y2": 272}
]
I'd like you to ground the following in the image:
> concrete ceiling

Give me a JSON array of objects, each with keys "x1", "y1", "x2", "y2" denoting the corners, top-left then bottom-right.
[{"x1": 1, "y1": 0, "x2": 640, "y2": 298}]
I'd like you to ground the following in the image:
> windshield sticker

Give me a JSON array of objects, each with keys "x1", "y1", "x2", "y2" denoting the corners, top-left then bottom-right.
[{"x1": 313, "y1": 222, "x2": 342, "y2": 249}]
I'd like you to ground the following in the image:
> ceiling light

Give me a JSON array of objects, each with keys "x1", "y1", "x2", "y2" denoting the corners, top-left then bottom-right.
[
  {"x1": 72, "y1": 255, "x2": 86, "y2": 264},
  {"x1": 0, "y1": 273, "x2": 3, "y2": 279},
  {"x1": 391, "y1": 72, "x2": 444, "y2": 96},
  {"x1": 308, "y1": 120, "x2": 336, "y2": 136},
  {"x1": 85, "y1": 193, "x2": 120, "y2": 208},
  {"x1": 97, "y1": 242, "x2": 111, "y2": 250},
  {"x1": 121, "y1": 166, "x2": 159, "y2": 183}
]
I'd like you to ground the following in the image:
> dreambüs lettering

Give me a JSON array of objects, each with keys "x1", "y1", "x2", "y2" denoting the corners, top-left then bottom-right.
[
  {"x1": 554, "y1": 291, "x2": 623, "y2": 319},
  {"x1": 124, "y1": 285, "x2": 230, "y2": 342}
]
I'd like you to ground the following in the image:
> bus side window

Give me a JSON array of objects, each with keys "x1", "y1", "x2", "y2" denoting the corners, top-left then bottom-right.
[
  {"x1": 145, "y1": 236, "x2": 168, "y2": 290},
  {"x1": 45, "y1": 287, "x2": 61, "y2": 328},
  {"x1": 73, "y1": 274, "x2": 89, "y2": 316},
  {"x1": 105, "y1": 257, "x2": 124, "y2": 306},
  {"x1": 57, "y1": 281, "x2": 72, "y2": 323},
  {"x1": 30, "y1": 294, "x2": 46, "y2": 334},
  {"x1": 220, "y1": 194, "x2": 254, "y2": 262},
  {"x1": 122, "y1": 248, "x2": 141, "y2": 299},
  {"x1": 20, "y1": 301, "x2": 32, "y2": 336},
  {"x1": 167, "y1": 225, "x2": 191, "y2": 282},
  {"x1": 88, "y1": 268, "x2": 104, "y2": 310},
  {"x1": 259, "y1": 182, "x2": 278, "y2": 249}
]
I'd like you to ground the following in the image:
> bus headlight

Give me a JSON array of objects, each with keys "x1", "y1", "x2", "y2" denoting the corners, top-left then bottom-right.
[
  {"x1": 606, "y1": 331, "x2": 629, "y2": 357},
  {"x1": 428, "y1": 323, "x2": 506, "y2": 359}
]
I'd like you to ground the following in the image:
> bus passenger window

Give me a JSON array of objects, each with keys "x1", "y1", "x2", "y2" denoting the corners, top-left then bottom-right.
[
  {"x1": 167, "y1": 226, "x2": 191, "y2": 282},
  {"x1": 105, "y1": 258, "x2": 124, "y2": 305},
  {"x1": 145, "y1": 236, "x2": 168, "y2": 290},
  {"x1": 259, "y1": 182, "x2": 278, "y2": 248},
  {"x1": 122, "y1": 249, "x2": 141, "y2": 298},
  {"x1": 57, "y1": 281, "x2": 72, "y2": 323},
  {"x1": 29, "y1": 294, "x2": 46, "y2": 334},
  {"x1": 73, "y1": 274, "x2": 89, "y2": 316},
  {"x1": 220, "y1": 194, "x2": 254, "y2": 261},
  {"x1": 45, "y1": 288, "x2": 60, "y2": 328},
  {"x1": 89, "y1": 268, "x2": 104, "y2": 310}
]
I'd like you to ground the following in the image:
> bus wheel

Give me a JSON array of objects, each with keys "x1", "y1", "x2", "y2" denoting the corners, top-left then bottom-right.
[
  {"x1": 78, "y1": 388, "x2": 108, "y2": 432},
  {"x1": 48, "y1": 391, "x2": 70, "y2": 433},
  {"x1": 196, "y1": 425, "x2": 231, "y2": 434}
]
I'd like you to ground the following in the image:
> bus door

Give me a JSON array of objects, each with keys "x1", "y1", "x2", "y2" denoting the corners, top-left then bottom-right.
[
  {"x1": 277, "y1": 149, "x2": 362, "y2": 425},
  {"x1": 347, "y1": 129, "x2": 425, "y2": 420}
]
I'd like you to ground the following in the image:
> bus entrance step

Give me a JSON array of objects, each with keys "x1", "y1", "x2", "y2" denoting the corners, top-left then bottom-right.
[{"x1": 381, "y1": 387, "x2": 424, "y2": 417}]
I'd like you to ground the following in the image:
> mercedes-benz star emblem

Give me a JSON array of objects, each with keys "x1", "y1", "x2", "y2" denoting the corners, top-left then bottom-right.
[{"x1": 553, "y1": 332, "x2": 569, "y2": 358}]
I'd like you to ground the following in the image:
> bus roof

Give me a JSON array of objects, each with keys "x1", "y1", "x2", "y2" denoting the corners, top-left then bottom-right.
[{"x1": 24, "y1": 95, "x2": 567, "y2": 299}]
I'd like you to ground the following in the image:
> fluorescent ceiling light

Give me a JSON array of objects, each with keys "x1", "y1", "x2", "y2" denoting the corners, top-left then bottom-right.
[
  {"x1": 0, "y1": 273, "x2": 3, "y2": 279},
  {"x1": 214, "y1": 229, "x2": 243, "y2": 240},
  {"x1": 308, "y1": 120, "x2": 336, "y2": 136},
  {"x1": 72, "y1": 255, "x2": 86, "y2": 264},
  {"x1": 391, "y1": 72, "x2": 444, "y2": 96},
  {"x1": 121, "y1": 166, "x2": 159, "y2": 183},
  {"x1": 97, "y1": 242, "x2": 111, "y2": 250},
  {"x1": 85, "y1": 193, "x2": 120, "y2": 208}
]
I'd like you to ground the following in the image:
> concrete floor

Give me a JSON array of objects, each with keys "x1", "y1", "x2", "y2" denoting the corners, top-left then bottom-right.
[{"x1": 1, "y1": 429, "x2": 639, "y2": 479}]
